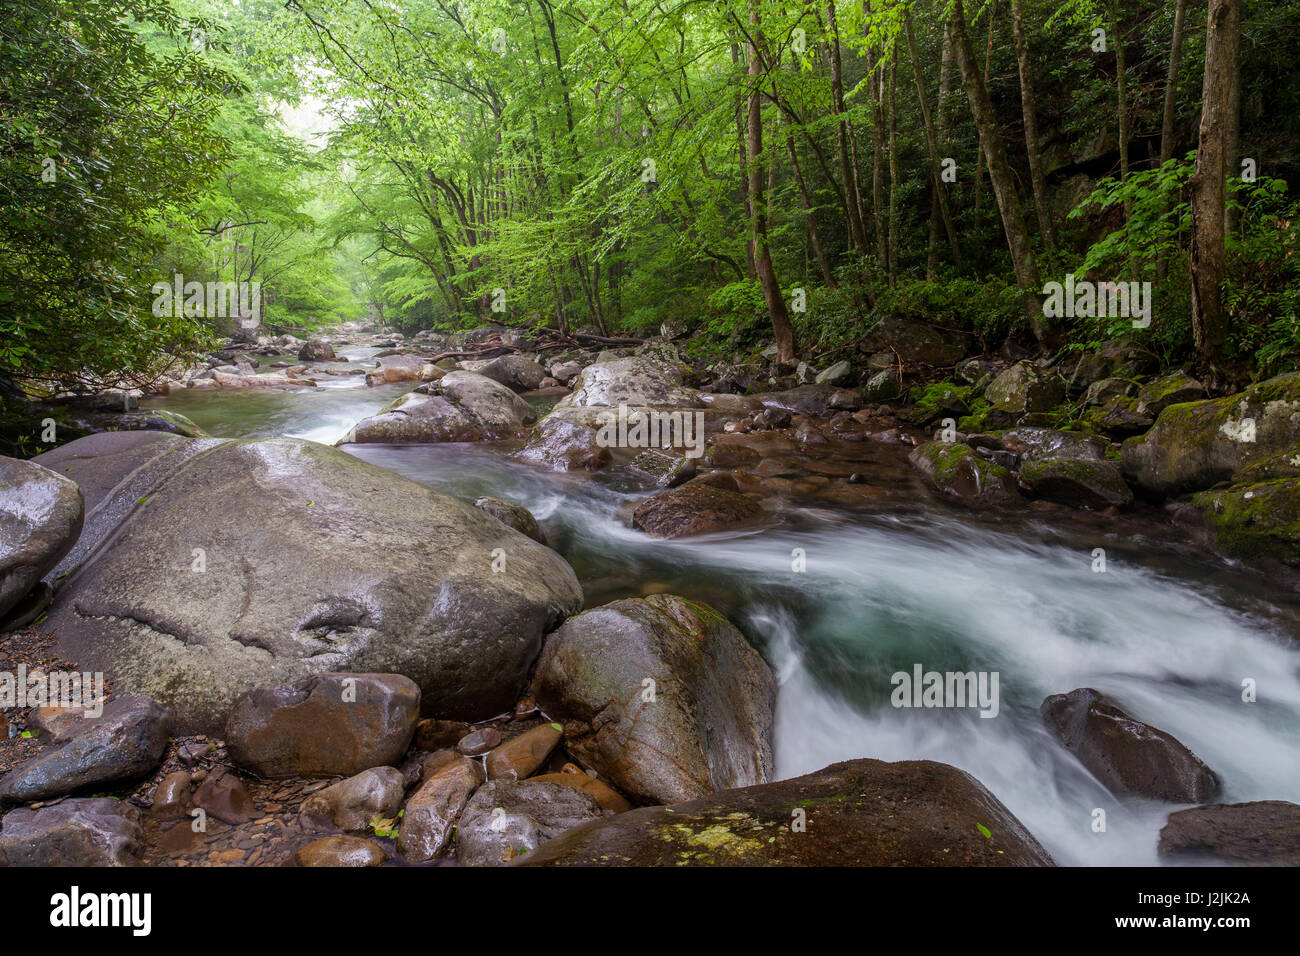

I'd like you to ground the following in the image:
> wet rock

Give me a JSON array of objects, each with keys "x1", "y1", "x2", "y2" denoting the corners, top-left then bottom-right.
[
  {"x1": 457, "y1": 780, "x2": 608, "y2": 866},
  {"x1": 631, "y1": 479, "x2": 765, "y2": 539},
  {"x1": 984, "y1": 361, "x2": 1066, "y2": 417},
  {"x1": 0, "y1": 456, "x2": 84, "y2": 620},
  {"x1": 364, "y1": 354, "x2": 428, "y2": 386},
  {"x1": 1040, "y1": 688, "x2": 1219, "y2": 802},
  {"x1": 44, "y1": 435, "x2": 582, "y2": 732},
  {"x1": 628, "y1": 448, "x2": 697, "y2": 488},
  {"x1": 531, "y1": 594, "x2": 775, "y2": 804},
  {"x1": 1083, "y1": 377, "x2": 1136, "y2": 407},
  {"x1": 457, "y1": 727, "x2": 502, "y2": 756},
  {"x1": 517, "y1": 758, "x2": 1053, "y2": 866},
  {"x1": 152, "y1": 771, "x2": 191, "y2": 819},
  {"x1": 478, "y1": 354, "x2": 547, "y2": 392},
  {"x1": 298, "y1": 337, "x2": 336, "y2": 362},
  {"x1": 909, "y1": 441, "x2": 1020, "y2": 508},
  {"x1": 862, "y1": 367, "x2": 902, "y2": 401},
  {"x1": 192, "y1": 766, "x2": 255, "y2": 825},
  {"x1": 295, "y1": 835, "x2": 387, "y2": 867},
  {"x1": 474, "y1": 496, "x2": 545, "y2": 544},
  {"x1": 397, "y1": 755, "x2": 484, "y2": 861},
  {"x1": 1018, "y1": 458, "x2": 1134, "y2": 510},
  {"x1": 549, "y1": 361, "x2": 581, "y2": 384},
  {"x1": 486, "y1": 723, "x2": 563, "y2": 781},
  {"x1": 757, "y1": 384, "x2": 851, "y2": 418},
  {"x1": 517, "y1": 417, "x2": 614, "y2": 471},
  {"x1": 1158, "y1": 800, "x2": 1300, "y2": 865},
  {"x1": 815, "y1": 360, "x2": 852, "y2": 385},
  {"x1": 1192, "y1": 477, "x2": 1300, "y2": 565},
  {"x1": 227, "y1": 673, "x2": 420, "y2": 777},
  {"x1": 341, "y1": 371, "x2": 536, "y2": 443},
  {"x1": 526, "y1": 772, "x2": 633, "y2": 813},
  {"x1": 1123, "y1": 372, "x2": 1300, "y2": 496},
  {"x1": 299, "y1": 766, "x2": 406, "y2": 832},
  {"x1": 0, "y1": 797, "x2": 143, "y2": 866},
  {"x1": 1134, "y1": 371, "x2": 1205, "y2": 418},
  {"x1": 1086, "y1": 397, "x2": 1153, "y2": 438},
  {"x1": 0, "y1": 696, "x2": 170, "y2": 804},
  {"x1": 999, "y1": 427, "x2": 1109, "y2": 462}
]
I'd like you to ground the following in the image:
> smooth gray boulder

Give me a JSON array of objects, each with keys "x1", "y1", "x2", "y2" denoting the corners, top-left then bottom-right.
[
  {"x1": 477, "y1": 354, "x2": 547, "y2": 392},
  {"x1": 0, "y1": 696, "x2": 170, "y2": 804},
  {"x1": 340, "y1": 371, "x2": 536, "y2": 443},
  {"x1": 0, "y1": 798, "x2": 143, "y2": 866},
  {"x1": 299, "y1": 766, "x2": 407, "y2": 832},
  {"x1": 0, "y1": 456, "x2": 84, "y2": 619},
  {"x1": 456, "y1": 779, "x2": 608, "y2": 866},
  {"x1": 474, "y1": 496, "x2": 545, "y2": 544},
  {"x1": 45, "y1": 435, "x2": 583, "y2": 732},
  {"x1": 531, "y1": 594, "x2": 775, "y2": 805}
]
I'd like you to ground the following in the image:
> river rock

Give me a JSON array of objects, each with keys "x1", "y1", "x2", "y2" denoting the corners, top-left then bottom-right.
[
  {"x1": 815, "y1": 360, "x2": 852, "y2": 385},
  {"x1": 456, "y1": 727, "x2": 501, "y2": 756},
  {"x1": 757, "y1": 384, "x2": 854, "y2": 418},
  {"x1": 0, "y1": 696, "x2": 170, "y2": 804},
  {"x1": 0, "y1": 798, "x2": 143, "y2": 866},
  {"x1": 859, "y1": 317, "x2": 969, "y2": 366},
  {"x1": 300, "y1": 766, "x2": 406, "y2": 832},
  {"x1": 414, "y1": 718, "x2": 471, "y2": 751},
  {"x1": 298, "y1": 337, "x2": 336, "y2": 362},
  {"x1": 526, "y1": 772, "x2": 632, "y2": 812},
  {"x1": 397, "y1": 754, "x2": 484, "y2": 861},
  {"x1": 1018, "y1": 458, "x2": 1134, "y2": 510},
  {"x1": 1157, "y1": 800, "x2": 1300, "y2": 865},
  {"x1": 478, "y1": 354, "x2": 547, "y2": 392},
  {"x1": 152, "y1": 771, "x2": 191, "y2": 819},
  {"x1": 999, "y1": 427, "x2": 1109, "y2": 461},
  {"x1": 43, "y1": 435, "x2": 582, "y2": 731},
  {"x1": 474, "y1": 496, "x2": 545, "y2": 544},
  {"x1": 517, "y1": 417, "x2": 614, "y2": 471},
  {"x1": 341, "y1": 371, "x2": 537, "y2": 443},
  {"x1": 1134, "y1": 371, "x2": 1205, "y2": 418},
  {"x1": 631, "y1": 478, "x2": 765, "y2": 538},
  {"x1": 456, "y1": 780, "x2": 608, "y2": 866},
  {"x1": 1122, "y1": 372, "x2": 1300, "y2": 496},
  {"x1": 295, "y1": 835, "x2": 387, "y2": 867},
  {"x1": 862, "y1": 366, "x2": 902, "y2": 401},
  {"x1": 192, "y1": 766, "x2": 255, "y2": 825},
  {"x1": 227, "y1": 674, "x2": 419, "y2": 777},
  {"x1": 0, "y1": 456, "x2": 84, "y2": 620},
  {"x1": 910, "y1": 441, "x2": 1020, "y2": 507},
  {"x1": 984, "y1": 361, "x2": 1066, "y2": 417},
  {"x1": 486, "y1": 723, "x2": 563, "y2": 781},
  {"x1": 516, "y1": 758, "x2": 1054, "y2": 866},
  {"x1": 365, "y1": 354, "x2": 428, "y2": 386},
  {"x1": 1192, "y1": 477, "x2": 1300, "y2": 565},
  {"x1": 1040, "y1": 688, "x2": 1219, "y2": 802},
  {"x1": 531, "y1": 594, "x2": 775, "y2": 804}
]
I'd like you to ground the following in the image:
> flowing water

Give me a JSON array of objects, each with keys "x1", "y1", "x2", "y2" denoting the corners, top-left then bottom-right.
[{"x1": 142, "y1": 372, "x2": 1300, "y2": 867}]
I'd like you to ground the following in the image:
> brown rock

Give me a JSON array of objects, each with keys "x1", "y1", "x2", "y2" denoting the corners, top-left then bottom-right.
[
  {"x1": 397, "y1": 756, "x2": 485, "y2": 862},
  {"x1": 526, "y1": 772, "x2": 633, "y2": 813},
  {"x1": 1158, "y1": 801, "x2": 1300, "y2": 865},
  {"x1": 193, "y1": 767, "x2": 255, "y2": 825},
  {"x1": 299, "y1": 766, "x2": 406, "y2": 833},
  {"x1": 414, "y1": 718, "x2": 471, "y2": 751},
  {"x1": 456, "y1": 727, "x2": 502, "y2": 756},
  {"x1": 152, "y1": 771, "x2": 191, "y2": 819},
  {"x1": 631, "y1": 480, "x2": 765, "y2": 539},
  {"x1": 295, "y1": 835, "x2": 387, "y2": 867},
  {"x1": 486, "y1": 724, "x2": 563, "y2": 781}
]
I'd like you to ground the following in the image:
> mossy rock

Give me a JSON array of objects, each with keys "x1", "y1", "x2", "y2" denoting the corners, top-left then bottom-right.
[
  {"x1": 984, "y1": 360, "x2": 1066, "y2": 415},
  {"x1": 1134, "y1": 371, "x2": 1206, "y2": 418},
  {"x1": 908, "y1": 440, "x2": 1020, "y2": 508},
  {"x1": 1193, "y1": 478, "x2": 1300, "y2": 565},
  {"x1": 906, "y1": 381, "x2": 971, "y2": 426},
  {"x1": 1018, "y1": 457, "x2": 1134, "y2": 511}
]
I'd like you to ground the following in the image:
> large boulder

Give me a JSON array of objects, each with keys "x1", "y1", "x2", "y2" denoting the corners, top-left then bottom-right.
[
  {"x1": 44, "y1": 435, "x2": 583, "y2": 732},
  {"x1": 341, "y1": 371, "x2": 536, "y2": 443},
  {"x1": 1192, "y1": 477, "x2": 1300, "y2": 565},
  {"x1": 515, "y1": 418, "x2": 613, "y2": 472},
  {"x1": 0, "y1": 695, "x2": 170, "y2": 804},
  {"x1": 1018, "y1": 458, "x2": 1134, "y2": 510},
  {"x1": 516, "y1": 758, "x2": 1054, "y2": 866},
  {"x1": 909, "y1": 441, "x2": 1020, "y2": 508},
  {"x1": 1122, "y1": 372, "x2": 1300, "y2": 496},
  {"x1": 1134, "y1": 371, "x2": 1205, "y2": 418},
  {"x1": 984, "y1": 361, "x2": 1066, "y2": 418},
  {"x1": 859, "y1": 317, "x2": 970, "y2": 367},
  {"x1": 298, "y1": 337, "x2": 336, "y2": 362},
  {"x1": 0, "y1": 456, "x2": 84, "y2": 620},
  {"x1": 226, "y1": 674, "x2": 419, "y2": 777},
  {"x1": 1158, "y1": 801, "x2": 1300, "y2": 865},
  {"x1": 477, "y1": 354, "x2": 547, "y2": 392},
  {"x1": 456, "y1": 780, "x2": 608, "y2": 866},
  {"x1": 1040, "y1": 688, "x2": 1219, "y2": 803},
  {"x1": 0, "y1": 798, "x2": 143, "y2": 866},
  {"x1": 531, "y1": 594, "x2": 775, "y2": 805},
  {"x1": 630, "y1": 477, "x2": 766, "y2": 538}
]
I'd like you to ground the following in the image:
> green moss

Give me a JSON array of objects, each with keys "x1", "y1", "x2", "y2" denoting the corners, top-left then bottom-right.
[{"x1": 1194, "y1": 479, "x2": 1300, "y2": 563}]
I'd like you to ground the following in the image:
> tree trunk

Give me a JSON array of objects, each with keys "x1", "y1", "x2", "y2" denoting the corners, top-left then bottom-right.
[
  {"x1": 786, "y1": 122, "x2": 837, "y2": 288},
  {"x1": 887, "y1": 45, "x2": 899, "y2": 284},
  {"x1": 906, "y1": 12, "x2": 960, "y2": 272},
  {"x1": 825, "y1": 1, "x2": 867, "y2": 254},
  {"x1": 867, "y1": 46, "x2": 888, "y2": 265},
  {"x1": 1189, "y1": 0, "x2": 1241, "y2": 383},
  {"x1": 1156, "y1": 0, "x2": 1187, "y2": 280},
  {"x1": 927, "y1": 21, "x2": 955, "y2": 277},
  {"x1": 748, "y1": 1, "x2": 796, "y2": 362},
  {"x1": 950, "y1": 0, "x2": 1047, "y2": 345},
  {"x1": 1010, "y1": 0, "x2": 1054, "y2": 251},
  {"x1": 1111, "y1": 1, "x2": 1131, "y2": 219},
  {"x1": 972, "y1": 0, "x2": 996, "y2": 214}
]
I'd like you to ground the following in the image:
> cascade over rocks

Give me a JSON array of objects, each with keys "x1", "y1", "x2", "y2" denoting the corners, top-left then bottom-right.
[{"x1": 41, "y1": 435, "x2": 583, "y2": 732}]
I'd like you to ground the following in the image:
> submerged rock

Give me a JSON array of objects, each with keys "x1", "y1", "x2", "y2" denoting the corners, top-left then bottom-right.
[
  {"x1": 630, "y1": 478, "x2": 765, "y2": 538},
  {"x1": 43, "y1": 435, "x2": 582, "y2": 732},
  {"x1": 1041, "y1": 688, "x2": 1219, "y2": 803},
  {"x1": 516, "y1": 758, "x2": 1054, "y2": 866},
  {"x1": 531, "y1": 594, "x2": 775, "y2": 805},
  {"x1": 1158, "y1": 800, "x2": 1300, "y2": 865},
  {"x1": 0, "y1": 455, "x2": 84, "y2": 620},
  {"x1": 295, "y1": 835, "x2": 387, "y2": 867}
]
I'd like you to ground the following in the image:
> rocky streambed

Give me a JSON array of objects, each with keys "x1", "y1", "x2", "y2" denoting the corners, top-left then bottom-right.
[{"x1": 1, "y1": 324, "x2": 1298, "y2": 867}]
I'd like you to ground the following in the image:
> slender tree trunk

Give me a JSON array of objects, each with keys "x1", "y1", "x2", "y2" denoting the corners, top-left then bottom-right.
[
  {"x1": 786, "y1": 122, "x2": 837, "y2": 287},
  {"x1": 867, "y1": 47, "x2": 888, "y2": 265},
  {"x1": 1156, "y1": 0, "x2": 1187, "y2": 281},
  {"x1": 1225, "y1": 33, "x2": 1243, "y2": 238},
  {"x1": 748, "y1": 1, "x2": 796, "y2": 362},
  {"x1": 950, "y1": 0, "x2": 1047, "y2": 345},
  {"x1": 906, "y1": 12, "x2": 960, "y2": 272},
  {"x1": 1189, "y1": 0, "x2": 1241, "y2": 383},
  {"x1": 1111, "y1": 1, "x2": 1131, "y2": 219},
  {"x1": 887, "y1": 45, "x2": 899, "y2": 284},
  {"x1": 733, "y1": 41, "x2": 757, "y2": 280},
  {"x1": 927, "y1": 22, "x2": 955, "y2": 277},
  {"x1": 826, "y1": 1, "x2": 867, "y2": 254},
  {"x1": 1011, "y1": 0, "x2": 1055, "y2": 251},
  {"x1": 973, "y1": 0, "x2": 996, "y2": 213}
]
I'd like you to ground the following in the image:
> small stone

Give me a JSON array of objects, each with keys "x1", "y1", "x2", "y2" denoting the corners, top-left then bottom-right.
[
  {"x1": 193, "y1": 767, "x2": 255, "y2": 825},
  {"x1": 526, "y1": 772, "x2": 633, "y2": 813},
  {"x1": 513, "y1": 697, "x2": 539, "y2": 719},
  {"x1": 397, "y1": 756, "x2": 484, "y2": 862},
  {"x1": 486, "y1": 724, "x2": 563, "y2": 781},
  {"x1": 152, "y1": 771, "x2": 192, "y2": 819},
  {"x1": 457, "y1": 727, "x2": 502, "y2": 756}
]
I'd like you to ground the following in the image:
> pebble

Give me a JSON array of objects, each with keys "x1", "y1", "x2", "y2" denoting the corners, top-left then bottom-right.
[{"x1": 457, "y1": 727, "x2": 502, "y2": 756}]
